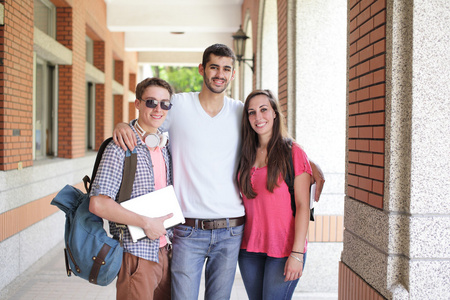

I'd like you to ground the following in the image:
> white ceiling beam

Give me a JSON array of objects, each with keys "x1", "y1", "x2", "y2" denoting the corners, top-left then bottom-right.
[
  {"x1": 107, "y1": 4, "x2": 241, "y2": 33},
  {"x1": 105, "y1": 0, "x2": 244, "y2": 66},
  {"x1": 125, "y1": 32, "x2": 235, "y2": 52},
  {"x1": 138, "y1": 51, "x2": 203, "y2": 66}
]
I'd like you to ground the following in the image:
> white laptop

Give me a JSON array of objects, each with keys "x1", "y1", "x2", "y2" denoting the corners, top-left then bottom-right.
[{"x1": 120, "y1": 185, "x2": 185, "y2": 242}]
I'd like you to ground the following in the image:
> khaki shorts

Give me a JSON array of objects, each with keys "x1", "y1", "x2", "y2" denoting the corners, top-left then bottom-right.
[{"x1": 116, "y1": 247, "x2": 171, "y2": 300}]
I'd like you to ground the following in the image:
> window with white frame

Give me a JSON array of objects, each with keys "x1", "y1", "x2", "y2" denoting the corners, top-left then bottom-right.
[
  {"x1": 34, "y1": 57, "x2": 57, "y2": 159},
  {"x1": 86, "y1": 82, "x2": 95, "y2": 150},
  {"x1": 86, "y1": 36, "x2": 95, "y2": 150},
  {"x1": 33, "y1": 0, "x2": 57, "y2": 159},
  {"x1": 86, "y1": 36, "x2": 94, "y2": 65},
  {"x1": 34, "y1": 0, "x2": 56, "y2": 38}
]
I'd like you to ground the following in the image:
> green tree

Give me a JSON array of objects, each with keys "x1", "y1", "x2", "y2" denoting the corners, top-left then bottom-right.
[{"x1": 152, "y1": 66, "x2": 203, "y2": 93}]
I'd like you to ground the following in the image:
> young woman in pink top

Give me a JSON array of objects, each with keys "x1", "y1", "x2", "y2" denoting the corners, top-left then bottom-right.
[{"x1": 237, "y1": 89, "x2": 312, "y2": 300}]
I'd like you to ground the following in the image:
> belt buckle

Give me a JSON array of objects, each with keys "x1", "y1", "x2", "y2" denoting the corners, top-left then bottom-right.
[{"x1": 201, "y1": 219, "x2": 211, "y2": 230}]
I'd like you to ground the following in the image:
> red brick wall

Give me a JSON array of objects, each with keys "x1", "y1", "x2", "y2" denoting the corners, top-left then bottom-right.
[
  {"x1": 129, "y1": 73, "x2": 136, "y2": 92},
  {"x1": 0, "y1": 0, "x2": 136, "y2": 166},
  {"x1": 0, "y1": 0, "x2": 34, "y2": 170},
  {"x1": 128, "y1": 73, "x2": 136, "y2": 122},
  {"x1": 114, "y1": 59, "x2": 123, "y2": 84},
  {"x1": 93, "y1": 40, "x2": 105, "y2": 149},
  {"x1": 93, "y1": 40, "x2": 105, "y2": 71},
  {"x1": 56, "y1": 6, "x2": 75, "y2": 158},
  {"x1": 95, "y1": 83, "x2": 105, "y2": 149},
  {"x1": 277, "y1": 0, "x2": 288, "y2": 117},
  {"x1": 114, "y1": 94, "x2": 123, "y2": 126},
  {"x1": 339, "y1": 262, "x2": 386, "y2": 299},
  {"x1": 128, "y1": 102, "x2": 136, "y2": 122},
  {"x1": 113, "y1": 59, "x2": 124, "y2": 125},
  {"x1": 56, "y1": 1, "x2": 87, "y2": 158},
  {"x1": 347, "y1": 0, "x2": 386, "y2": 209}
]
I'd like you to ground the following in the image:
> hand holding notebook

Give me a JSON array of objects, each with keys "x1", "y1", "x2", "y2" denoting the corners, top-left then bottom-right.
[{"x1": 120, "y1": 185, "x2": 185, "y2": 242}]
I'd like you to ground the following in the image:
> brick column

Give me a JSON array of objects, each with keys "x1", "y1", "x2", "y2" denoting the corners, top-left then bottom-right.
[
  {"x1": 114, "y1": 59, "x2": 123, "y2": 84},
  {"x1": 128, "y1": 102, "x2": 136, "y2": 122},
  {"x1": 93, "y1": 40, "x2": 105, "y2": 150},
  {"x1": 0, "y1": 0, "x2": 34, "y2": 170},
  {"x1": 129, "y1": 73, "x2": 136, "y2": 91},
  {"x1": 113, "y1": 94, "x2": 123, "y2": 125},
  {"x1": 113, "y1": 59, "x2": 124, "y2": 124},
  {"x1": 277, "y1": 0, "x2": 288, "y2": 117},
  {"x1": 340, "y1": 0, "x2": 388, "y2": 298},
  {"x1": 56, "y1": 4, "x2": 86, "y2": 158},
  {"x1": 128, "y1": 73, "x2": 137, "y2": 122},
  {"x1": 347, "y1": 0, "x2": 386, "y2": 209}
]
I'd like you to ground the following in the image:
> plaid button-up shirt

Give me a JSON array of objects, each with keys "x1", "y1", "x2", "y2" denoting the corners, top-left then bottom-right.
[{"x1": 90, "y1": 120, "x2": 173, "y2": 262}]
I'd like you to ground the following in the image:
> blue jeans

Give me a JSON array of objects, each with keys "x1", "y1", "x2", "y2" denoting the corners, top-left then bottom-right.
[
  {"x1": 238, "y1": 249, "x2": 307, "y2": 300},
  {"x1": 171, "y1": 221, "x2": 244, "y2": 300}
]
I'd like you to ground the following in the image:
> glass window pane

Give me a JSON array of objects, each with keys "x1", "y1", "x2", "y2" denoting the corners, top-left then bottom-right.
[
  {"x1": 86, "y1": 36, "x2": 94, "y2": 65},
  {"x1": 34, "y1": 0, "x2": 55, "y2": 38},
  {"x1": 35, "y1": 62, "x2": 44, "y2": 158}
]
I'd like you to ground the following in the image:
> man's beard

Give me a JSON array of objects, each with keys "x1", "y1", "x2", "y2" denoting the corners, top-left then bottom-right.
[{"x1": 204, "y1": 76, "x2": 229, "y2": 94}]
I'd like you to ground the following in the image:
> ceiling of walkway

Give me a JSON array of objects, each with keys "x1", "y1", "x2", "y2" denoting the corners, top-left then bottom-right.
[{"x1": 105, "y1": 0, "x2": 244, "y2": 66}]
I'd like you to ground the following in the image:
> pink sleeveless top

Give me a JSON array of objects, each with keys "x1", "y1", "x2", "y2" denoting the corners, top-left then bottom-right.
[{"x1": 240, "y1": 143, "x2": 312, "y2": 258}]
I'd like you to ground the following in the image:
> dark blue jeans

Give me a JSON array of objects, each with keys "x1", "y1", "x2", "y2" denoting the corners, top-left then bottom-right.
[
  {"x1": 238, "y1": 249, "x2": 307, "y2": 300},
  {"x1": 171, "y1": 223, "x2": 244, "y2": 300}
]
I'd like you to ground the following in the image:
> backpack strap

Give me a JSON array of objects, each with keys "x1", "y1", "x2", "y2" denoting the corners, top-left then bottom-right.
[
  {"x1": 285, "y1": 139, "x2": 315, "y2": 221},
  {"x1": 117, "y1": 147, "x2": 137, "y2": 203},
  {"x1": 84, "y1": 137, "x2": 114, "y2": 193},
  {"x1": 89, "y1": 243, "x2": 112, "y2": 284},
  {"x1": 115, "y1": 147, "x2": 137, "y2": 244},
  {"x1": 83, "y1": 137, "x2": 137, "y2": 203},
  {"x1": 284, "y1": 139, "x2": 296, "y2": 217}
]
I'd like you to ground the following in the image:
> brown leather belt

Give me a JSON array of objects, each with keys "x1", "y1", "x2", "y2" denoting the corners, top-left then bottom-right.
[{"x1": 184, "y1": 217, "x2": 245, "y2": 230}]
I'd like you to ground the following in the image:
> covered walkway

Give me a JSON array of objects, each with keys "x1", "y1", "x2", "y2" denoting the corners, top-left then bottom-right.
[{"x1": 0, "y1": 241, "x2": 338, "y2": 300}]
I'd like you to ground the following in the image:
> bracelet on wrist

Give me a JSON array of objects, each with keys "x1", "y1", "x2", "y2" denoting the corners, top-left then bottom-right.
[
  {"x1": 291, "y1": 250, "x2": 305, "y2": 255},
  {"x1": 289, "y1": 254, "x2": 303, "y2": 263}
]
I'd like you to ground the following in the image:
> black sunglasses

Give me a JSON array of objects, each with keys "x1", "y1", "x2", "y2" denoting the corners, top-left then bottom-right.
[{"x1": 140, "y1": 99, "x2": 173, "y2": 110}]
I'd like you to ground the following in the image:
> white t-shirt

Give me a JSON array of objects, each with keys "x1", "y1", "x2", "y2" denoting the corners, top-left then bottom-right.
[{"x1": 161, "y1": 92, "x2": 245, "y2": 219}]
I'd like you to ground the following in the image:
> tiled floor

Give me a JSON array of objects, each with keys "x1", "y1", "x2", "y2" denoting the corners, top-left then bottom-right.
[{"x1": 1, "y1": 241, "x2": 337, "y2": 299}]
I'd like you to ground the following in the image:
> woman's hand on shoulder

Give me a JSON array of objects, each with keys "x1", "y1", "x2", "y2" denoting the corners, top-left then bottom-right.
[{"x1": 113, "y1": 122, "x2": 137, "y2": 151}]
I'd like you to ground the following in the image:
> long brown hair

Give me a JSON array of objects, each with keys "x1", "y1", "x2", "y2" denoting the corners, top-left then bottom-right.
[{"x1": 237, "y1": 89, "x2": 293, "y2": 199}]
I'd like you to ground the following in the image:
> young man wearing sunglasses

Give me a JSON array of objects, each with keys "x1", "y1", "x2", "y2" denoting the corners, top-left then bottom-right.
[
  {"x1": 90, "y1": 77, "x2": 175, "y2": 300},
  {"x1": 113, "y1": 44, "x2": 325, "y2": 299}
]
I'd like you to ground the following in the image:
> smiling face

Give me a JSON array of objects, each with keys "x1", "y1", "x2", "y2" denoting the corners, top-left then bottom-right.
[
  {"x1": 135, "y1": 86, "x2": 171, "y2": 134},
  {"x1": 199, "y1": 54, "x2": 235, "y2": 94},
  {"x1": 247, "y1": 94, "x2": 277, "y2": 139}
]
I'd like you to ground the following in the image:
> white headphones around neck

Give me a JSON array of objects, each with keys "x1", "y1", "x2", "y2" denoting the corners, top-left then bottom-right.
[{"x1": 134, "y1": 121, "x2": 168, "y2": 148}]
